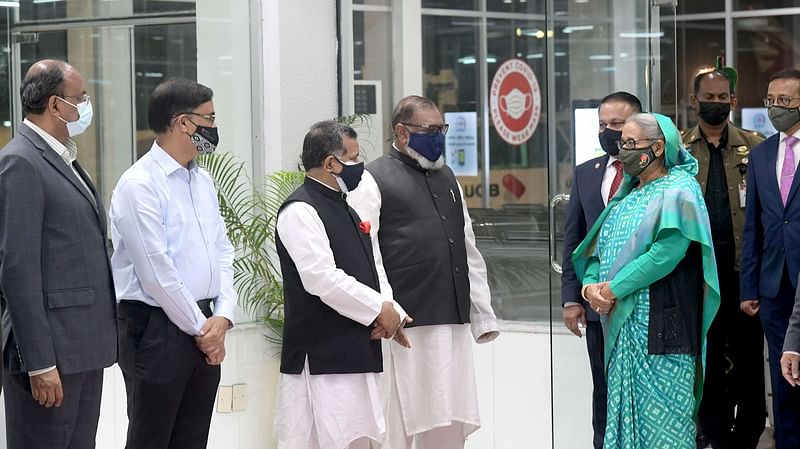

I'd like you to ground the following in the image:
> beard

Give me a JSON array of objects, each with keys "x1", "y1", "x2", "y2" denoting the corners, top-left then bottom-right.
[{"x1": 405, "y1": 145, "x2": 446, "y2": 171}]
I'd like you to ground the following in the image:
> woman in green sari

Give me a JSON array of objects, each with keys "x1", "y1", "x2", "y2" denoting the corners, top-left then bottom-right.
[{"x1": 573, "y1": 113, "x2": 720, "y2": 449}]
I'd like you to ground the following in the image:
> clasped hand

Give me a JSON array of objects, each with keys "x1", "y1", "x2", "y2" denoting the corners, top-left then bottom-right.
[
  {"x1": 195, "y1": 316, "x2": 231, "y2": 365},
  {"x1": 370, "y1": 301, "x2": 413, "y2": 348},
  {"x1": 584, "y1": 281, "x2": 616, "y2": 314}
]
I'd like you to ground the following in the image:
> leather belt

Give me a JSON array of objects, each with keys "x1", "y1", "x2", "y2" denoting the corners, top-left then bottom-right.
[{"x1": 120, "y1": 298, "x2": 216, "y2": 318}]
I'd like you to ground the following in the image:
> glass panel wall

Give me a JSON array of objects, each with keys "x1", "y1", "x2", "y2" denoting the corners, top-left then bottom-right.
[
  {"x1": 735, "y1": 14, "x2": 800, "y2": 114},
  {"x1": 134, "y1": 23, "x2": 197, "y2": 158},
  {"x1": 16, "y1": 23, "x2": 196, "y2": 206},
  {"x1": 353, "y1": 8, "x2": 393, "y2": 161},
  {"x1": 19, "y1": 0, "x2": 194, "y2": 22},
  {"x1": 673, "y1": 19, "x2": 725, "y2": 130}
]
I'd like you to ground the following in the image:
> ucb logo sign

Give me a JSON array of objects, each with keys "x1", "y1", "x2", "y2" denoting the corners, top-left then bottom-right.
[{"x1": 463, "y1": 184, "x2": 500, "y2": 198}]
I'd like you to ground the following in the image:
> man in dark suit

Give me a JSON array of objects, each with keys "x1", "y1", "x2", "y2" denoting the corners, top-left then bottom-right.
[
  {"x1": 0, "y1": 60, "x2": 117, "y2": 449},
  {"x1": 561, "y1": 91, "x2": 641, "y2": 449},
  {"x1": 741, "y1": 68, "x2": 800, "y2": 449}
]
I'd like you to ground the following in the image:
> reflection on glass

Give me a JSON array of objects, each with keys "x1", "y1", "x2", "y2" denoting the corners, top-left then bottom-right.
[
  {"x1": 488, "y1": 0, "x2": 544, "y2": 14},
  {"x1": 353, "y1": 0, "x2": 391, "y2": 5},
  {"x1": 353, "y1": 10, "x2": 393, "y2": 158},
  {"x1": 735, "y1": 14, "x2": 800, "y2": 111},
  {"x1": 422, "y1": 0, "x2": 479, "y2": 11},
  {"x1": 19, "y1": 0, "x2": 194, "y2": 22},
  {"x1": 0, "y1": 6, "x2": 10, "y2": 147},
  {"x1": 17, "y1": 23, "x2": 196, "y2": 207},
  {"x1": 735, "y1": 0, "x2": 795, "y2": 10},
  {"x1": 485, "y1": 18, "x2": 550, "y2": 322},
  {"x1": 134, "y1": 24, "x2": 197, "y2": 158},
  {"x1": 677, "y1": 0, "x2": 724, "y2": 13},
  {"x1": 672, "y1": 20, "x2": 724, "y2": 130}
]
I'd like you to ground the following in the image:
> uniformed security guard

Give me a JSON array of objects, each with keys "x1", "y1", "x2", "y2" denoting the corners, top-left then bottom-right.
[{"x1": 682, "y1": 66, "x2": 767, "y2": 449}]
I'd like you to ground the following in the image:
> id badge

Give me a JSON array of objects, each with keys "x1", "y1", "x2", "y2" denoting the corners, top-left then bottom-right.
[{"x1": 738, "y1": 182, "x2": 747, "y2": 209}]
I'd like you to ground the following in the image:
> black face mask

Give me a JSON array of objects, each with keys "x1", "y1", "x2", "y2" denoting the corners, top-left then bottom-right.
[
  {"x1": 332, "y1": 157, "x2": 364, "y2": 193},
  {"x1": 186, "y1": 118, "x2": 220, "y2": 154},
  {"x1": 598, "y1": 128, "x2": 623, "y2": 156},
  {"x1": 698, "y1": 102, "x2": 731, "y2": 127}
]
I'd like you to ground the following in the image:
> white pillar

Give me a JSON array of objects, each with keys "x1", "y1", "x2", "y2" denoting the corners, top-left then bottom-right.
[{"x1": 392, "y1": 0, "x2": 423, "y2": 102}]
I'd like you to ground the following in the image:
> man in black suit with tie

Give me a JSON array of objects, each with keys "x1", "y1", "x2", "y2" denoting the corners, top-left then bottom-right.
[
  {"x1": 0, "y1": 60, "x2": 117, "y2": 449},
  {"x1": 561, "y1": 91, "x2": 642, "y2": 449}
]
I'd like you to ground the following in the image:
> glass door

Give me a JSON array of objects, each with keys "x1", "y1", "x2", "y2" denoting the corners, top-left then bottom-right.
[{"x1": 548, "y1": 1, "x2": 677, "y2": 448}]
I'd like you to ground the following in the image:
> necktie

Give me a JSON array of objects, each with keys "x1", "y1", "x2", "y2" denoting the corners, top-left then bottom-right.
[
  {"x1": 781, "y1": 135, "x2": 798, "y2": 206},
  {"x1": 608, "y1": 160, "x2": 623, "y2": 203}
]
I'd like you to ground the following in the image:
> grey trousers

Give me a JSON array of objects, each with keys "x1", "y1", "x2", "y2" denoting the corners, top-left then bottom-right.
[{"x1": 3, "y1": 343, "x2": 103, "y2": 449}]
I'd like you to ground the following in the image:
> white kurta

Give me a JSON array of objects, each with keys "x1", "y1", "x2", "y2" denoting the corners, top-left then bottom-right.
[
  {"x1": 274, "y1": 185, "x2": 407, "y2": 449},
  {"x1": 349, "y1": 170, "x2": 499, "y2": 447}
]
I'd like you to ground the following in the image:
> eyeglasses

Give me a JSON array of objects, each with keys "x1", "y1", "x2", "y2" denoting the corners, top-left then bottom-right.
[
  {"x1": 763, "y1": 96, "x2": 800, "y2": 108},
  {"x1": 402, "y1": 122, "x2": 449, "y2": 135},
  {"x1": 61, "y1": 93, "x2": 90, "y2": 104},
  {"x1": 616, "y1": 138, "x2": 657, "y2": 150},
  {"x1": 174, "y1": 111, "x2": 216, "y2": 124}
]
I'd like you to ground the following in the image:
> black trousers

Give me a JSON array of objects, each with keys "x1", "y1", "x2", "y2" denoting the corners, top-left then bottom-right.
[
  {"x1": 759, "y1": 269, "x2": 800, "y2": 449},
  {"x1": 585, "y1": 319, "x2": 607, "y2": 449},
  {"x1": 3, "y1": 340, "x2": 103, "y2": 449},
  {"x1": 118, "y1": 301, "x2": 221, "y2": 449},
  {"x1": 698, "y1": 269, "x2": 767, "y2": 449}
]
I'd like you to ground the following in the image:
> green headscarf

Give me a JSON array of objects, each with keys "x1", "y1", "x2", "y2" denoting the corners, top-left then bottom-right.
[{"x1": 571, "y1": 113, "x2": 720, "y2": 415}]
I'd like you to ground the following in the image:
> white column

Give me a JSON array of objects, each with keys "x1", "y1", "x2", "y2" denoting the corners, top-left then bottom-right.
[
  {"x1": 392, "y1": 0, "x2": 423, "y2": 103},
  {"x1": 260, "y1": 0, "x2": 338, "y2": 173}
]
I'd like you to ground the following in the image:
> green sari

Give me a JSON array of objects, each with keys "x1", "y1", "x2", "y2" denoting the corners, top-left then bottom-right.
[{"x1": 572, "y1": 114, "x2": 720, "y2": 448}]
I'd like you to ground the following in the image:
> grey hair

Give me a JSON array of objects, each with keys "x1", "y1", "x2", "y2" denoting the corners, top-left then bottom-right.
[{"x1": 625, "y1": 113, "x2": 665, "y2": 141}]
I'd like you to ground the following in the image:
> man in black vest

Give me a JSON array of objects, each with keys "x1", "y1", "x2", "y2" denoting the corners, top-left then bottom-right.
[
  {"x1": 274, "y1": 120, "x2": 409, "y2": 449},
  {"x1": 349, "y1": 96, "x2": 499, "y2": 449}
]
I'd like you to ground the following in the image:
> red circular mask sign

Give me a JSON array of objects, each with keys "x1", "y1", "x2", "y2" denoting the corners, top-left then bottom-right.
[{"x1": 490, "y1": 59, "x2": 541, "y2": 146}]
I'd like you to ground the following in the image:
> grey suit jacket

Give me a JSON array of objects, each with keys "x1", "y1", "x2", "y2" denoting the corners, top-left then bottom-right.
[
  {"x1": 785, "y1": 286, "x2": 800, "y2": 353},
  {"x1": 0, "y1": 123, "x2": 117, "y2": 375}
]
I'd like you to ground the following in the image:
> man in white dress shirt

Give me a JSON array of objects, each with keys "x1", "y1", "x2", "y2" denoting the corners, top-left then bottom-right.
[
  {"x1": 109, "y1": 78, "x2": 236, "y2": 449},
  {"x1": 348, "y1": 96, "x2": 499, "y2": 449},
  {"x1": 274, "y1": 120, "x2": 409, "y2": 449}
]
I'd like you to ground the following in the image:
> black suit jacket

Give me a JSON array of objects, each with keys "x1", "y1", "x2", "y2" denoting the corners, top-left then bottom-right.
[
  {"x1": 0, "y1": 123, "x2": 117, "y2": 375},
  {"x1": 561, "y1": 154, "x2": 610, "y2": 322}
]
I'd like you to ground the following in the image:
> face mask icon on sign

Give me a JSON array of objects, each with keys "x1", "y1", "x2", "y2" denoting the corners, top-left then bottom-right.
[{"x1": 499, "y1": 88, "x2": 531, "y2": 120}]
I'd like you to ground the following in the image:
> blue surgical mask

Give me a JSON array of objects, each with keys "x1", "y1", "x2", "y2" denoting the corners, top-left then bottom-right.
[
  {"x1": 407, "y1": 131, "x2": 445, "y2": 162},
  {"x1": 57, "y1": 97, "x2": 93, "y2": 137}
]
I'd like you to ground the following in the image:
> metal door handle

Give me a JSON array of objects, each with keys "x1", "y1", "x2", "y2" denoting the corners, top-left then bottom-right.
[{"x1": 549, "y1": 193, "x2": 570, "y2": 274}]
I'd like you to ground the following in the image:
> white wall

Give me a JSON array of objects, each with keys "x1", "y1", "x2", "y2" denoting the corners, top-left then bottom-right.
[{"x1": 0, "y1": 324, "x2": 593, "y2": 449}]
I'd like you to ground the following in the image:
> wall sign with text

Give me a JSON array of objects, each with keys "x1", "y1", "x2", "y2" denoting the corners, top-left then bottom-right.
[{"x1": 444, "y1": 111, "x2": 478, "y2": 176}]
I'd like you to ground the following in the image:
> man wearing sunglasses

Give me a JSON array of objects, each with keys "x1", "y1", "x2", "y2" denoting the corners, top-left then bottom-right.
[
  {"x1": 109, "y1": 78, "x2": 235, "y2": 449},
  {"x1": 349, "y1": 95, "x2": 498, "y2": 449},
  {"x1": 741, "y1": 68, "x2": 800, "y2": 449},
  {"x1": 0, "y1": 59, "x2": 117, "y2": 449},
  {"x1": 681, "y1": 66, "x2": 766, "y2": 449}
]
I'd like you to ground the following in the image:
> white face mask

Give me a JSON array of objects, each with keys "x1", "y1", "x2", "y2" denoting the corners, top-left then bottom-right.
[{"x1": 57, "y1": 97, "x2": 93, "y2": 137}]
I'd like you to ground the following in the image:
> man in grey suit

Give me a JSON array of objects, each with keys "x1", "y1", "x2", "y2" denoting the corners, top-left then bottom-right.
[
  {"x1": 0, "y1": 59, "x2": 117, "y2": 449},
  {"x1": 781, "y1": 291, "x2": 800, "y2": 387}
]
